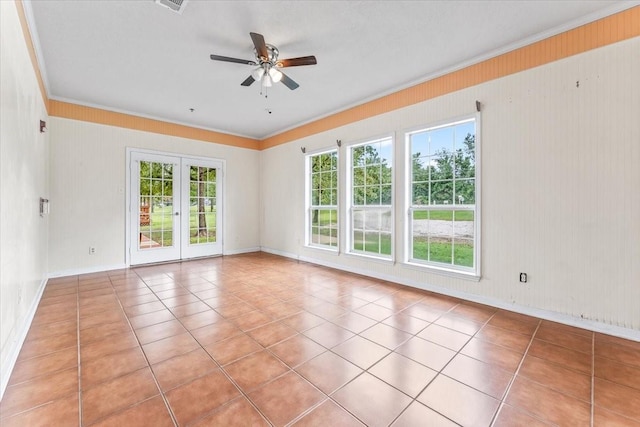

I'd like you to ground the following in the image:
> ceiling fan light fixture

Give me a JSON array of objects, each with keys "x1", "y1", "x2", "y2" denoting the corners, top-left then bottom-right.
[
  {"x1": 251, "y1": 67, "x2": 265, "y2": 80},
  {"x1": 262, "y1": 74, "x2": 273, "y2": 87},
  {"x1": 269, "y1": 68, "x2": 282, "y2": 83}
]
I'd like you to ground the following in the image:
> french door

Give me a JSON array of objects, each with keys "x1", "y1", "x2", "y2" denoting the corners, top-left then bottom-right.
[{"x1": 129, "y1": 151, "x2": 223, "y2": 265}]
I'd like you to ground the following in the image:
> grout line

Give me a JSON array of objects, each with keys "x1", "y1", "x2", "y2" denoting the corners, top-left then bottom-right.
[
  {"x1": 590, "y1": 332, "x2": 595, "y2": 427},
  {"x1": 138, "y1": 271, "x2": 276, "y2": 427},
  {"x1": 284, "y1": 397, "x2": 333, "y2": 427},
  {"x1": 488, "y1": 319, "x2": 542, "y2": 427},
  {"x1": 302, "y1": 297, "x2": 465, "y2": 427},
  {"x1": 75, "y1": 276, "x2": 82, "y2": 427},
  {"x1": 210, "y1": 277, "x2": 395, "y2": 425},
  {"x1": 224, "y1": 299, "x2": 345, "y2": 426},
  {"x1": 44, "y1": 255, "x2": 626, "y2": 427},
  {"x1": 483, "y1": 310, "x2": 508, "y2": 427},
  {"x1": 380, "y1": 301, "x2": 462, "y2": 426},
  {"x1": 109, "y1": 272, "x2": 180, "y2": 427},
  {"x1": 193, "y1": 345, "x2": 275, "y2": 427},
  {"x1": 400, "y1": 302, "x2": 496, "y2": 426}
]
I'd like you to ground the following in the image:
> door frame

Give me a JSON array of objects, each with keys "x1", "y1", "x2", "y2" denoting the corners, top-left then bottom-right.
[{"x1": 125, "y1": 147, "x2": 225, "y2": 266}]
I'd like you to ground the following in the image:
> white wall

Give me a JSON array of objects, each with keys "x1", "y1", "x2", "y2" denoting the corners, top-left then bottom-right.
[
  {"x1": 0, "y1": 1, "x2": 50, "y2": 394},
  {"x1": 48, "y1": 118, "x2": 261, "y2": 275},
  {"x1": 261, "y1": 37, "x2": 640, "y2": 332}
]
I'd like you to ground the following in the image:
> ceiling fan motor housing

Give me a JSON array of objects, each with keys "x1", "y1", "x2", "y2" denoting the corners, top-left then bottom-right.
[{"x1": 257, "y1": 44, "x2": 280, "y2": 67}]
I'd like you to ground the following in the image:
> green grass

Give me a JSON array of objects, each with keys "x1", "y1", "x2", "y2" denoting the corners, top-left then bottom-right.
[
  {"x1": 140, "y1": 205, "x2": 217, "y2": 246},
  {"x1": 352, "y1": 232, "x2": 392, "y2": 256},
  {"x1": 311, "y1": 209, "x2": 337, "y2": 226},
  {"x1": 412, "y1": 239, "x2": 473, "y2": 267},
  {"x1": 413, "y1": 210, "x2": 473, "y2": 221},
  {"x1": 350, "y1": 233, "x2": 472, "y2": 266}
]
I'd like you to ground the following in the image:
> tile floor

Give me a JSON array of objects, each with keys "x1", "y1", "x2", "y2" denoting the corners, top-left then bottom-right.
[{"x1": 1, "y1": 252, "x2": 639, "y2": 426}]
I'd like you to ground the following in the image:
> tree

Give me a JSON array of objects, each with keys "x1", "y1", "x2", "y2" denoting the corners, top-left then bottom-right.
[
  {"x1": 311, "y1": 152, "x2": 337, "y2": 224},
  {"x1": 352, "y1": 144, "x2": 392, "y2": 206},
  {"x1": 190, "y1": 166, "x2": 217, "y2": 237},
  {"x1": 139, "y1": 161, "x2": 173, "y2": 213},
  {"x1": 412, "y1": 154, "x2": 430, "y2": 205},
  {"x1": 197, "y1": 168, "x2": 207, "y2": 236},
  {"x1": 412, "y1": 133, "x2": 475, "y2": 205}
]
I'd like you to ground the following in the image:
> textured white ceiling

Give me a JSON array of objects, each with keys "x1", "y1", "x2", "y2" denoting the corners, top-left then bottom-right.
[{"x1": 26, "y1": 0, "x2": 638, "y2": 140}]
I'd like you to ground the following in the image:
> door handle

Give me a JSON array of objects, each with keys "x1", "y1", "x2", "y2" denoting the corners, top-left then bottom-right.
[{"x1": 175, "y1": 212, "x2": 180, "y2": 216}]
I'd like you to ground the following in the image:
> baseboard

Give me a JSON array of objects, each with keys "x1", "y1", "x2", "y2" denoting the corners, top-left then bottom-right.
[
  {"x1": 260, "y1": 246, "x2": 640, "y2": 342},
  {"x1": 224, "y1": 246, "x2": 261, "y2": 256},
  {"x1": 259, "y1": 246, "x2": 300, "y2": 259},
  {"x1": 0, "y1": 276, "x2": 48, "y2": 401},
  {"x1": 47, "y1": 263, "x2": 128, "y2": 278},
  {"x1": 50, "y1": 251, "x2": 262, "y2": 277}
]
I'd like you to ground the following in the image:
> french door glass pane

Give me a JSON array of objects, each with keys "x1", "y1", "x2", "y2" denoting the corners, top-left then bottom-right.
[
  {"x1": 139, "y1": 161, "x2": 174, "y2": 249},
  {"x1": 189, "y1": 166, "x2": 217, "y2": 245}
]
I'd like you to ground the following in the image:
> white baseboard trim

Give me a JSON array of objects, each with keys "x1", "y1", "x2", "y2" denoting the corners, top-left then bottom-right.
[
  {"x1": 224, "y1": 246, "x2": 261, "y2": 256},
  {"x1": 261, "y1": 246, "x2": 640, "y2": 342},
  {"x1": 48, "y1": 263, "x2": 128, "y2": 278},
  {"x1": 260, "y1": 246, "x2": 300, "y2": 259},
  {"x1": 0, "y1": 276, "x2": 48, "y2": 401},
  {"x1": 49, "y1": 251, "x2": 263, "y2": 278}
]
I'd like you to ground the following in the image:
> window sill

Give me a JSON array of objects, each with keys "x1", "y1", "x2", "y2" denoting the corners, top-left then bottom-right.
[
  {"x1": 403, "y1": 261, "x2": 481, "y2": 282},
  {"x1": 344, "y1": 251, "x2": 394, "y2": 265},
  {"x1": 304, "y1": 244, "x2": 339, "y2": 254}
]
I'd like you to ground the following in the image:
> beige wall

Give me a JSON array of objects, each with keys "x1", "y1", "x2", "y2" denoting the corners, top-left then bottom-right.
[
  {"x1": 260, "y1": 37, "x2": 640, "y2": 332},
  {"x1": 2, "y1": 4, "x2": 639, "y2": 400},
  {"x1": 48, "y1": 118, "x2": 261, "y2": 275},
  {"x1": 0, "y1": 1, "x2": 50, "y2": 393}
]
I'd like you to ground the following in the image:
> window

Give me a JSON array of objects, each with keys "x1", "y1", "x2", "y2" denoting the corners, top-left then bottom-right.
[
  {"x1": 307, "y1": 150, "x2": 338, "y2": 249},
  {"x1": 349, "y1": 137, "x2": 393, "y2": 258},
  {"x1": 408, "y1": 117, "x2": 478, "y2": 274}
]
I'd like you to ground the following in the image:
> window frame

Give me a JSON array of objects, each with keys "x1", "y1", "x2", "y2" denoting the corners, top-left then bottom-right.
[
  {"x1": 305, "y1": 148, "x2": 339, "y2": 251},
  {"x1": 346, "y1": 135, "x2": 395, "y2": 261},
  {"x1": 405, "y1": 114, "x2": 481, "y2": 278}
]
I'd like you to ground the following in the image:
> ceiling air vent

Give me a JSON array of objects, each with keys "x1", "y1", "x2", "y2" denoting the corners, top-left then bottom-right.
[{"x1": 155, "y1": 0, "x2": 188, "y2": 14}]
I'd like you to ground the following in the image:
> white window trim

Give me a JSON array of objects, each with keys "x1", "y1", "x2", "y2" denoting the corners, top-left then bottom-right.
[
  {"x1": 403, "y1": 113, "x2": 481, "y2": 279},
  {"x1": 345, "y1": 135, "x2": 395, "y2": 261},
  {"x1": 404, "y1": 259, "x2": 481, "y2": 282},
  {"x1": 305, "y1": 147, "x2": 339, "y2": 251}
]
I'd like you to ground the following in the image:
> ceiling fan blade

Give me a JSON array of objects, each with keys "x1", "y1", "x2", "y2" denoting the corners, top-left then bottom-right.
[
  {"x1": 279, "y1": 72, "x2": 299, "y2": 90},
  {"x1": 240, "y1": 75, "x2": 255, "y2": 86},
  {"x1": 210, "y1": 54, "x2": 256, "y2": 66},
  {"x1": 277, "y1": 56, "x2": 317, "y2": 67},
  {"x1": 250, "y1": 32, "x2": 269, "y2": 61}
]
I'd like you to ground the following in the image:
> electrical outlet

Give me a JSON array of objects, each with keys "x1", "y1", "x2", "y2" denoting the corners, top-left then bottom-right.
[
  {"x1": 519, "y1": 272, "x2": 528, "y2": 283},
  {"x1": 89, "y1": 247, "x2": 96, "y2": 255}
]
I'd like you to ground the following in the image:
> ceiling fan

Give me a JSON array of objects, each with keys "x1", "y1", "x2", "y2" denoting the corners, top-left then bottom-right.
[{"x1": 210, "y1": 32, "x2": 317, "y2": 93}]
